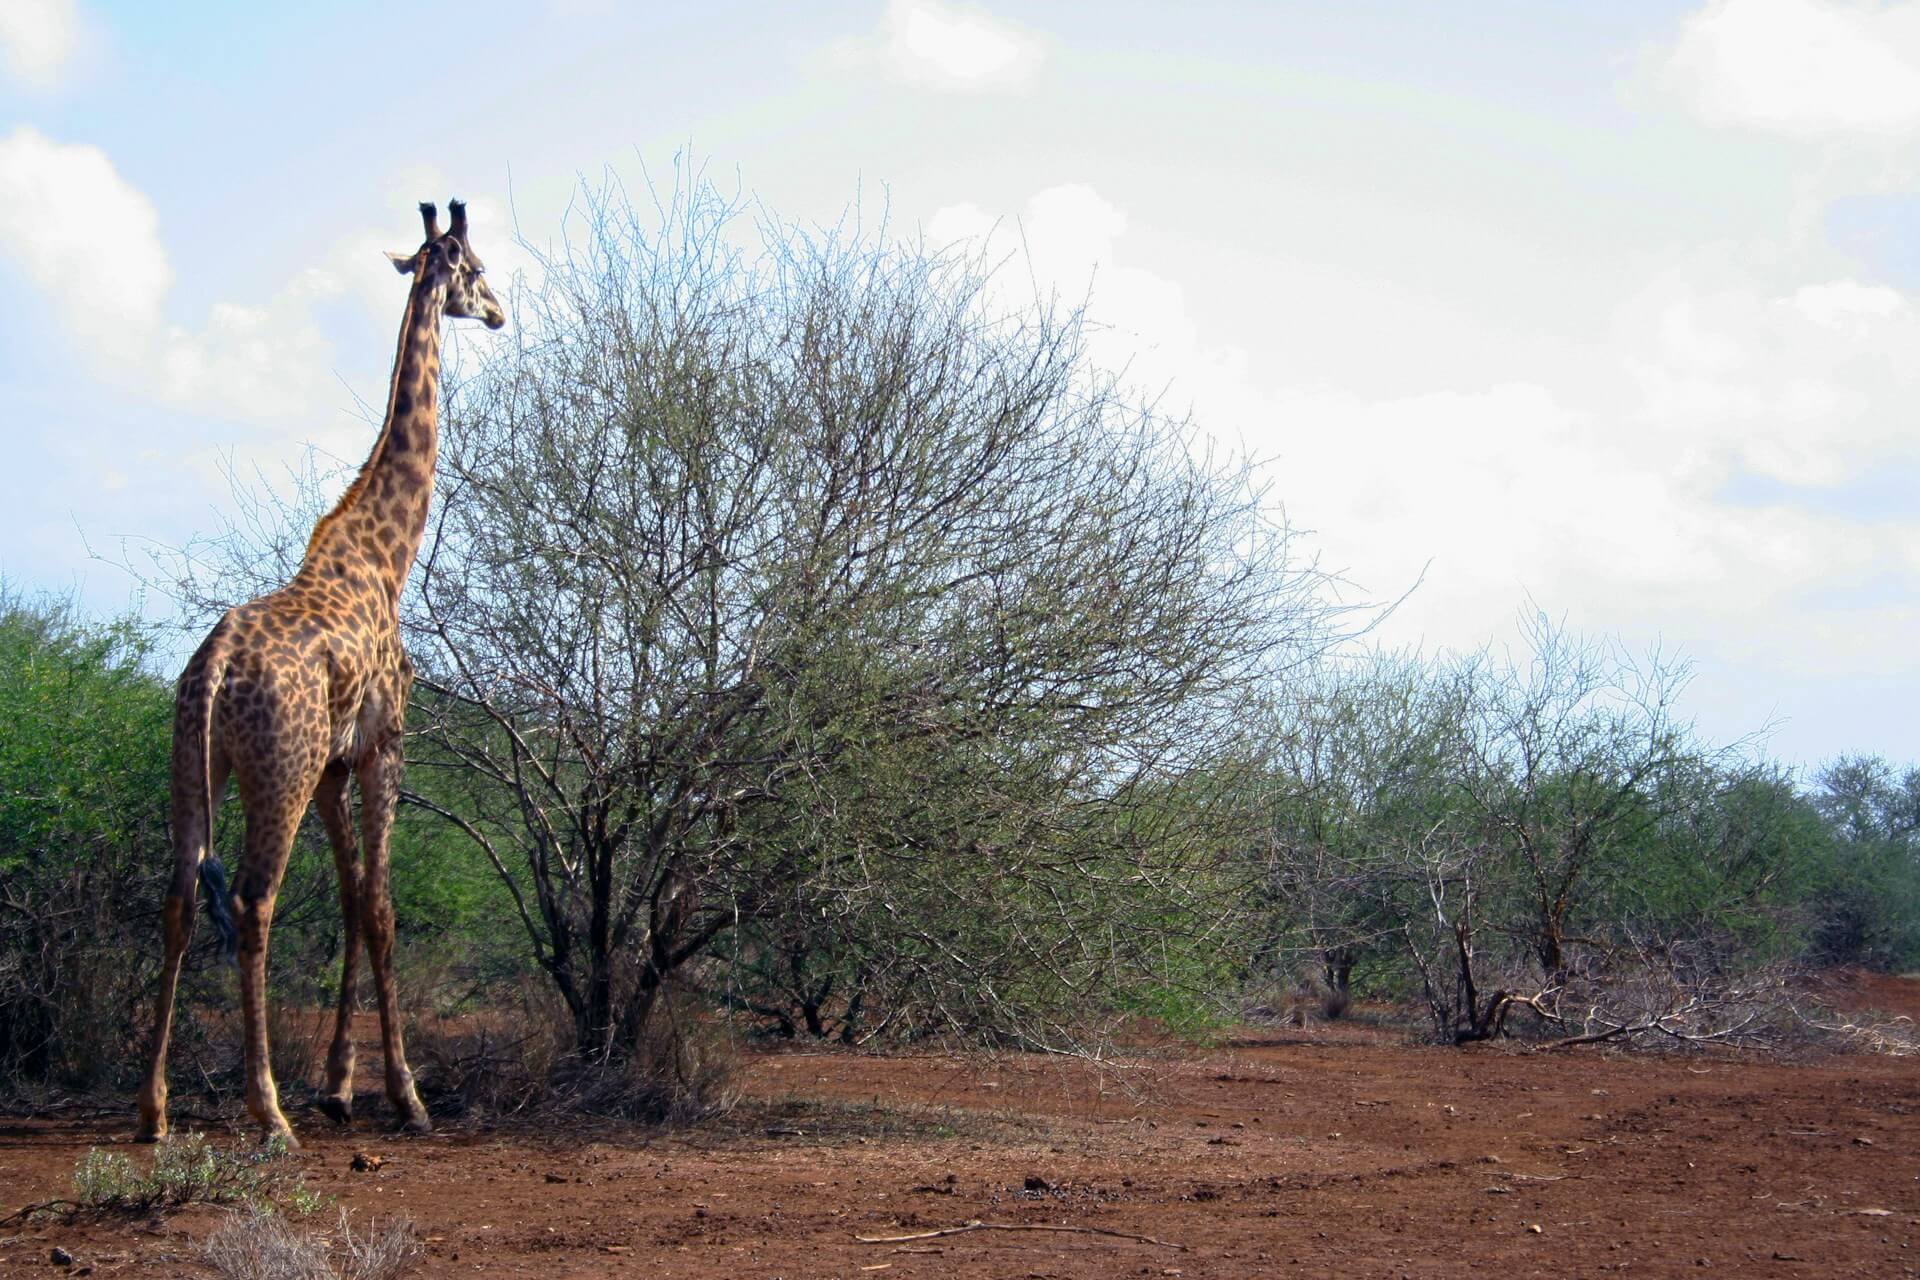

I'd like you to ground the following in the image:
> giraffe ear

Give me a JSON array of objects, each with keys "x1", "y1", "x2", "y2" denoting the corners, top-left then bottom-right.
[{"x1": 387, "y1": 251, "x2": 417, "y2": 275}]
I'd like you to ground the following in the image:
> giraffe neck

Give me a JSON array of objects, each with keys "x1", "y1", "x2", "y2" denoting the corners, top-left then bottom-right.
[{"x1": 300, "y1": 271, "x2": 447, "y2": 607}]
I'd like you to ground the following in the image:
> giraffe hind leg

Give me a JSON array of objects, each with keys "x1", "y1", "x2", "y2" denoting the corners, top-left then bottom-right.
[
  {"x1": 135, "y1": 868, "x2": 196, "y2": 1143},
  {"x1": 359, "y1": 739, "x2": 430, "y2": 1133},
  {"x1": 314, "y1": 762, "x2": 361, "y2": 1126},
  {"x1": 137, "y1": 756, "x2": 229, "y2": 1142},
  {"x1": 232, "y1": 759, "x2": 322, "y2": 1148}
]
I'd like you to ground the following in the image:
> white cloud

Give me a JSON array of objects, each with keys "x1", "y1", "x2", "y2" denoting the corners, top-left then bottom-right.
[
  {"x1": 925, "y1": 183, "x2": 1920, "y2": 694},
  {"x1": 1666, "y1": 0, "x2": 1920, "y2": 137},
  {"x1": 1621, "y1": 257, "x2": 1920, "y2": 486},
  {"x1": 928, "y1": 183, "x2": 1201, "y2": 399},
  {"x1": 0, "y1": 127, "x2": 170, "y2": 346},
  {"x1": 0, "y1": 126, "x2": 388, "y2": 423},
  {"x1": 831, "y1": 0, "x2": 1046, "y2": 92},
  {"x1": 1787, "y1": 276, "x2": 1909, "y2": 326},
  {"x1": 0, "y1": 0, "x2": 80, "y2": 91},
  {"x1": 1268, "y1": 378, "x2": 1910, "y2": 678}
]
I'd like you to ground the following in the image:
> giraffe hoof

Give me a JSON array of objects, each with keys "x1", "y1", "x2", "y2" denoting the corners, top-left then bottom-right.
[
  {"x1": 316, "y1": 1096, "x2": 354, "y2": 1126},
  {"x1": 398, "y1": 1115, "x2": 433, "y2": 1136},
  {"x1": 133, "y1": 1127, "x2": 164, "y2": 1145}
]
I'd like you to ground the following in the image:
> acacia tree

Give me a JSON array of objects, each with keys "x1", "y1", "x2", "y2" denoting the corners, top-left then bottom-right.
[
  {"x1": 1810, "y1": 755, "x2": 1920, "y2": 968},
  {"x1": 1256, "y1": 617, "x2": 1799, "y2": 1043},
  {"x1": 1450, "y1": 614, "x2": 1711, "y2": 982},
  {"x1": 1253, "y1": 652, "x2": 1464, "y2": 1015},
  {"x1": 399, "y1": 179, "x2": 1334, "y2": 1059}
]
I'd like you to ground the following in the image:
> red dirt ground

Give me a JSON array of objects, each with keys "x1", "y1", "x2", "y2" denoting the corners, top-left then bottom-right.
[{"x1": 3, "y1": 974, "x2": 1916, "y2": 1279}]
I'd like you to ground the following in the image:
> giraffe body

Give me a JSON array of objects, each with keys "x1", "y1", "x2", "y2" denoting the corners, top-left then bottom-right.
[{"x1": 138, "y1": 201, "x2": 504, "y2": 1146}]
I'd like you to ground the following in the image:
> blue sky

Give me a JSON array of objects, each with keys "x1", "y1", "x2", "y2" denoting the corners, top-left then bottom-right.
[{"x1": 1, "y1": 0, "x2": 1916, "y2": 768}]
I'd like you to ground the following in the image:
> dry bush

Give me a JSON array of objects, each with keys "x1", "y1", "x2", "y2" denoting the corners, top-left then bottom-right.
[
  {"x1": 561, "y1": 992, "x2": 740, "y2": 1125},
  {"x1": 1539, "y1": 964, "x2": 1800, "y2": 1050},
  {"x1": 267, "y1": 1001, "x2": 327, "y2": 1097},
  {"x1": 408, "y1": 983, "x2": 736, "y2": 1125},
  {"x1": 1801, "y1": 1013, "x2": 1919, "y2": 1056},
  {"x1": 1236, "y1": 973, "x2": 1311, "y2": 1028},
  {"x1": 203, "y1": 1208, "x2": 422, "y2": 1280},
  {"x1": 408, "y1": 980, "x2": 572, "y2": 1118},
  {"x1": 155, "y1": 997, "x2": 326, "y2": 1115}
]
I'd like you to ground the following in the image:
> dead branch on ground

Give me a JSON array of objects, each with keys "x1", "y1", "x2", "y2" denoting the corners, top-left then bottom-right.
[{"x1": 856, "y1": 1220, "x2": 1188, "y2": 1250}]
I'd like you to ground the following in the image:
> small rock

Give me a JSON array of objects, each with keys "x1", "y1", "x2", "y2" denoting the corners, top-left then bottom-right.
[
  {"x1": 1526, "y1": 1224, "x2": 1543, "y2": 1235},
  {"x1": 349, "y1": 1152, "x2": 385, "y2": 1172},
  {"x1": 544, "y1": 1172, "x2": 566, "y2": 1183},
  {"x1": 1024, "y1": 1174, "x2": 1053, "y2": 1192},
  {"x1": 50, "y1": 1246, "x2": 73, "y2": 1267}
]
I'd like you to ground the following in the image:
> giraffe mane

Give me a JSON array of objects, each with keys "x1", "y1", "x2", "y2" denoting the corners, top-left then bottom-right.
[{"x1": 303, "y1": 267, "x2": 432, "y2": 563}]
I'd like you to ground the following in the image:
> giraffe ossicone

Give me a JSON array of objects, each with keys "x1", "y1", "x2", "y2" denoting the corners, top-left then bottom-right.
[{"x1": 137, "y1": 199, "x2": 505, "y2": 1147}]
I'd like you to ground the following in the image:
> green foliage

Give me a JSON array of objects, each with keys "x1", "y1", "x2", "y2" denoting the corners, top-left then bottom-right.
[
  {"x1": 1809, "y1": 756, "x2": 1920, "y2": 970},
  {"x1": 70, "y1": 1133, "x2": 322, "y2": 1217},
  {"x1": 0, "y1": 596, "x2": 171, "y2": 875},
  {"x1": 0, "y1": 590, "x2": 173, "y2": 1083},
  {"x1": 0, "y1": 584, "x2": 530, "y2": 1096},
  {"x1": 1628, "y1": 764, "x2": 1832, "y2": 962},
  {"x1": 1251, "y1": 624, "x2": 1920, "y2": 1044}
]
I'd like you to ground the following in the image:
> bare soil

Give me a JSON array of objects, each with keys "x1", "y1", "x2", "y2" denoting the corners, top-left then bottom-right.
[{"x1": 4, "y1": 974, "x2": 1916, "y2": 1279}]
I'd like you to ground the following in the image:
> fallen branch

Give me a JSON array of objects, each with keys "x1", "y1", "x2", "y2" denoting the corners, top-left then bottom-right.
[
  {"x1": 0, "y1": 1199, "x2": 82, "y2": 1226},
  {"x1": 856, "y1": 1220, "x2": 1187, "y2": 1251}
]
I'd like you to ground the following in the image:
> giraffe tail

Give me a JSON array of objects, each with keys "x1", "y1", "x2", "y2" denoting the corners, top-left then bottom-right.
[
  {"x1": 200, "y1": 855, "x2": 237, "y2": 966},
  {"x1": 179, "y1": 628, "x2": 238, "y2": 966}
]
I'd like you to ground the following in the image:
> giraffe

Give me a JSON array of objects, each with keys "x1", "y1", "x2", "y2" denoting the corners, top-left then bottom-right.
[{"x1": 137, "y1": 200, "x2": 506, "y2": 1147}]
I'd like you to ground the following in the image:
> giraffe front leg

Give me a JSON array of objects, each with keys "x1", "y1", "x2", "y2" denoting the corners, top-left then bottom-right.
[
  {"x1": 359, "y1": 739, "x2": 429, "y2": 1133},
  {"x1": 314, "y1": 764, "x2": 362, "y2": 1125}
]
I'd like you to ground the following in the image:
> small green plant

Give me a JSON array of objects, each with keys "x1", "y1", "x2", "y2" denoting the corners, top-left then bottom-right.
[{"x1": 70, "y1": 1133, "x2": 324, "y2": 1217}]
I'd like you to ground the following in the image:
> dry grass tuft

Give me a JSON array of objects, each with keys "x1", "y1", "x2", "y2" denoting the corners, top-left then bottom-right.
[{"x1": 202, "y1": 1207, "x2": 422, "y2": 1280}]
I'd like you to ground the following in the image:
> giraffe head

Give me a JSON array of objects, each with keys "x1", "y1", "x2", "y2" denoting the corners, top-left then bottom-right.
[{"x1": 388, "y1": 199, "x2": 506, "y2": 329}]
